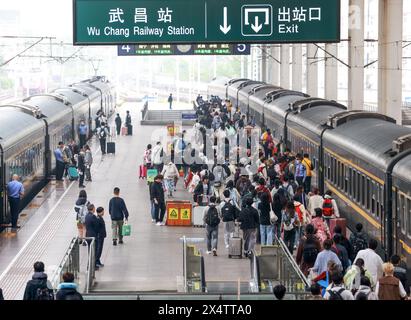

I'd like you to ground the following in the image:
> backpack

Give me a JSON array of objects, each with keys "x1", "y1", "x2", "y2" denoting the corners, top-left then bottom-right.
[
  {"x1": 221, "y1": 201, "x2": 237, "y2": 222},
  {"x1": 277, "y1": 186, "x2": 291, "y2": 206},
  {"x1": 99, "y1": 128, "x2": 107, "y2": 139},
  {"x1": 76, "y1": 202, "x2": 89, "y2": 224},
  {"x1": 295, "y1": 204, "x2": 304, "y2": 223},
  {"x1": 35, "y1": 286, "x2": 54, "y2": 300},
  {"x1": 327, "y1": 288, "x2": 345, "y2": 300},
  {"x1": 351, "y1": 233, "x2": 368, "y2": 256},
  {"x1": 205, "y1": 206, "x2": 220, "y2": 227},
  {"x1": 322, "y1": 198, "x2": 334, "y2": 217},
  {"x1": 205, "y1": 170, "x2": 215, "y2": 182},
  {"x1": 303, "y1": 241, "x2": 319, "y2": 264}
]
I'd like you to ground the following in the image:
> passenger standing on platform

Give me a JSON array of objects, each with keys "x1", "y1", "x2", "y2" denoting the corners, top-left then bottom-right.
[
  {"x1": 273, "y1": 284, "x2": 286, "y2": 300},
  {"x1": 95, "y1": 207, "x2": 106, "y2": 268},
  {"x1": 294, "y1": 154, "x2": 307, "y2": 189},
  {"x1": 349, "y1": 223, "x2": 369, "y2": 260},
  {"x1": 109, "y1": 187, "x2": 129, "y2": 244},
  {"x1": 78, "y1": 120, "x2": 88, "y2": 149},
  {"x1": 322, "y1": 190, "x2": 340, "y2": 224},
  {"x1": 311, "y1": 239, "x2": 342, "y2": 275},
  {"x1": 23, "y1": 261, "x2": 54, "y2": 300},
  {"x1": 354, "y1": 239, "x2": 384, "y2": 286},
  {"x1": 302, "y1": 153, "x2": 313, "y2": 194},
  {"x1": 296, "y1": 224, "x2": 321, "y2": 276},
  {"x1": 68, "y1": 140, "x2": 80, "y2": 166},
  {"x1": 203, "y1": 196, "x2": 221, "y2": 256},
  {"x1": 152, "y1": 141, "x2": 164, "y2": 173},
  {"x1": 391, "y1": 255, "x2": 410, "y2": 296},
  {"x1": 84, "y1": 145, "x2": 93, "y2": 182},
  {"x1": 333, "y1": 225, "x2": 354, "y2": 263},
  {"x1": 324, "y1": 272, "x2": 354, "y2": 300},
  {"x1": 96, "y1": 122, "x2": 110, "y2": 155},
  {"x1": 115, "y1": 113, "x2": 122, "y2": 136},
  {"x1": 168, "y1": 93, "x2": 173, "y2": 110},
  {"x1": 77, "y1": 148, "x2": 86, "y2": 188},
  {"x1": 85, "y1": 204, "x2": 99, "y2": 257},
  {"x1": 294, "y1": 186, "x2": 308, "y2": 211},
  {"x1": 281, "y1": 201, "x2": 300, "y2": 254},
  {"x1": 125, "y1": 111, "x2": 132, "y2": 135},
  {"x1": 258, "y1": 192, "x2": 274, "y2": 246},
  {"x1": 161, "y1": 161, "x2": 179, "y2": 197},
  {"x1": 238, "y1": 197, "x2": 260, "y2": 258},
  {"x1": 6, "y1": 174, "x2": 24, "y2": 231},
  {"x1": 193, "y1": 176, "x2": 211, "y2": 206},
  {"x1": 54, "y1": 142, "x2": 65, "y2": 181},
  {"x1": 74, "y1": 190, "x2": 90, "y2": 245},
  {"x1": 144, "y1": 144, "x2": 153, "y2": 170},
  {"x1": 56, "y1": 272, "x2": 83, "y2": 300},
  {"x1": 375, "y1": 263, "x2": 408, "y2": 300},
  {"x1": 307, "y1": 188, "x2": 323, "y2": 217},
  {"x1": 151, "y1": 175, "x2": 166, "y2": 226},
  {"x1": 311, "y1": 208, "x2": 331, "y2": 245},
  {"x1": 220, "y1": 190, "x2": 239, "y2": 249}
]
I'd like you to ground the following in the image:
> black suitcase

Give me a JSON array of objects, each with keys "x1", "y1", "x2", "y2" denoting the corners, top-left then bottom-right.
[
  {"x1": 107, "y1": 142, "x2": 116, "y2": 154},
  {"x1": 127, "y1": 124, "x2": 133, "y2": 136}
]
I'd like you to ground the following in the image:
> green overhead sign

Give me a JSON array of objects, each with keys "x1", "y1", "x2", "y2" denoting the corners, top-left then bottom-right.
[{"x1": 73, "y1": 0, "x2": 341, "y2": 45}]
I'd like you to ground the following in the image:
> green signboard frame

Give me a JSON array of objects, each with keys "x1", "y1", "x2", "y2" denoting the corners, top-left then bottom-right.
[{"x1": 73, "y1": 0, "x2": 340, "y2": 45}]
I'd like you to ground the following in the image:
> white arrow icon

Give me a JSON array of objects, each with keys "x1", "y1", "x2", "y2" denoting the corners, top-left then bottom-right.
[
  {"x1": 219, "y1": 7, "x2": 231, "y2": 34},
  {"x1": 251, "y1": 16, "x2": 262, "y2": 33}
]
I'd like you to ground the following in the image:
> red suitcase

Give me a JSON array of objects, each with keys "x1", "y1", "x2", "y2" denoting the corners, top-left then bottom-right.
[
  {"x1": 121, "y1": 126, "x2": 128, "y2": 136},
  {"x1": 329, "y1": 218, "x2": 347, "y2": 238},
  {"x1": 139, "y1": 165, "x2": 147, "y2": 179}
]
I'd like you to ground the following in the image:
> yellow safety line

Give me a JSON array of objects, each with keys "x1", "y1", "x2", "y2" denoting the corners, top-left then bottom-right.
[{"x1": 325, "y1": 182, "x2": 382, "y2": 229}]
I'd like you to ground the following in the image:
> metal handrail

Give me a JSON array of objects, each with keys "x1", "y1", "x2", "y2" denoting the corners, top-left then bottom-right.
[
  {"x1": 85, "y1": 237, "x2": 96, "y2": 293},
  {"x1": 275, "y1": 236, "x2": 310, "y2": 288}
]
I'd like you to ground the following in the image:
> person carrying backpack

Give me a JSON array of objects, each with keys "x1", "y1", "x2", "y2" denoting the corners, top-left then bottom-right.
[
  {"x1": 349, "y1": 223, "x2": 369, "y2": 260},
  {"x1": 322, "y1": 190, "x2": 340, "y2": 224},
  {"x1": 296, "y1": 224, "x2": 321, "y2": 276},
  {"x1": 23, "y1": 261, "x2": 54, "y2": 300},
  {"x1": 220, "y1": 190, "x2": 239, "y2": 249},
  {"x1": 96, "y1": 122, "x2": 110, "y2": 155},
  {"x1": 238, "y1": 197, "x2": 260, "y2": 258},
  {"x1": 324, "y1": 272, "x2": 354, "y2": 300},
  {"x1": 74, "y1": 190, "x2": 90, "y2": 246},
  {"x1": 56, "y1": 272, "x2": 83, "y2": 300},
  {"x1": 203, "y1": 196, "x2": 221, "y2": 256}
]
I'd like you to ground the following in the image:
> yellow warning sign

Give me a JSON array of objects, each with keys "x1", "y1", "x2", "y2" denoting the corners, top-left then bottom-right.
[
  {"x1": 168, "y1": 208, "x2": 179, "y2": 220},
  {"x1": 180, "y1": 208, "x2": 191, "y2": 220},
  {"x1": 194, "y1": 282, "x2": 200, "y2": 291}
]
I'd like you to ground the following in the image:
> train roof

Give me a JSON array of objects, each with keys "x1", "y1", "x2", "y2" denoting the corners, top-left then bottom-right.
[
  {"x1": 265, "y1": 91, "x2": 309, "y2": 116},
  {"x1": 288, "y1": 99, "x2": 347, "y2": 134},
  {"x1": 21, "y1": 94, "x2": 72, "y2": 121},
  {"x1": 393, "y1": 153, "x2": 411, "y2": 185},
  {"x1": 323, "y1": 114, "x2": 411, "y2": 169},
  {"x1": 0, "y1": 106, "x2": 44, "y2": 150},
  {"x1": 53, "y1": 88, "x2": 89, "y2": 106}
]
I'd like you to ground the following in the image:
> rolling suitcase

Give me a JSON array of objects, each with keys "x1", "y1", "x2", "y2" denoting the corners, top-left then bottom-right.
[
  {"x1": 68, "y1": 165, "x2": 79, "y2": 181},
  {"x1": 121, "y1": 126, "x2": 128, "y2": 136},
  {"x1": 329, "y1": 218, "x2": 347, "y2": 238},
  {"x1": 107, "y1": 142, "x2": 115, "y2": 154},
  {"x1": 228, "y1": 223, "x2": 243, "y2": 259},
  {"x1": 127, "y1": 124, "x2": 133, "y2": 136},
  {"x1": 192, "y1": 206, "x2": 206, "y2": 227},
  {"x1": 139, "y1": 165, "x2": 147, "y2": 179}
]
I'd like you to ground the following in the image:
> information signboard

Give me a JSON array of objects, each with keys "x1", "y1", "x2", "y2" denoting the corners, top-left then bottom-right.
[{"x1": 73, "y1": 0, "x2": 340, "y2": 45}]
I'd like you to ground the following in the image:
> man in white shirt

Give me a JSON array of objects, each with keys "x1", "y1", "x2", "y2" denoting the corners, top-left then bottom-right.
[
  {"x1": 308, "y1": 188, "x2": 324, "y2": 217},
  {"x1": 354, "y1": 239, "x2": 384, "y2": 286}
]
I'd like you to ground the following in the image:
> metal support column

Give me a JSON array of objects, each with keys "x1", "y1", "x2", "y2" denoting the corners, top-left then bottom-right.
[
  {"x1": 261, "y1": 44, "x2": 267, "y2": 82},
  {"x1": 378, "y1": 0, "x2": 403, "y2": 124},
  {"x1": 306, "y1": 44, "x2": 318, "y2": 96},
  {"x1": 268, "y1": 45, "x2": 280, "y2": 86},
  {"x1": 348, "y1": 0, "x2": 364, "y2": 110},
  {"x1": 324, "y1": 43, "x2": 338, "y2": 100},
  {"x1": 292, "y1": 44, "x2": 302, "y2": 92},
  {"x1": 280, "y1": 44, "x2": 290, "y2": 89}
]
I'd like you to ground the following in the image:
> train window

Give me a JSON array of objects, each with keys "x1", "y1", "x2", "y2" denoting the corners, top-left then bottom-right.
[
  {"x1": 400, "y1": 194, "x2": 406, "y2": 234},
  {"x1": 348, "y1": 168, "x2": 352, "y2": 197},
  {"x1": 332, "y1": 158, "x2": 337, "y2": 184},
  {"x1": 371, "y1": 182, "x2": 376, "y2": 216},
  {"x1": 361, "y1": 175, "x2": 366, "y2": 207},
  {"x1": 366, "y1": 178, "x2": 371, "y2": 210},
  {"x1": 344, "y1": 167, "x2": 349, "y2": 194}
]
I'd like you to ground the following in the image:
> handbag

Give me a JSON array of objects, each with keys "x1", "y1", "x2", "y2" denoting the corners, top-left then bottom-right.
[
  {"x1": 122, "y1": 223, "x2": 131, "y2": 236},
  {"x1": 270, "y1": 210, "x2": 278, "y2": 224}
]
